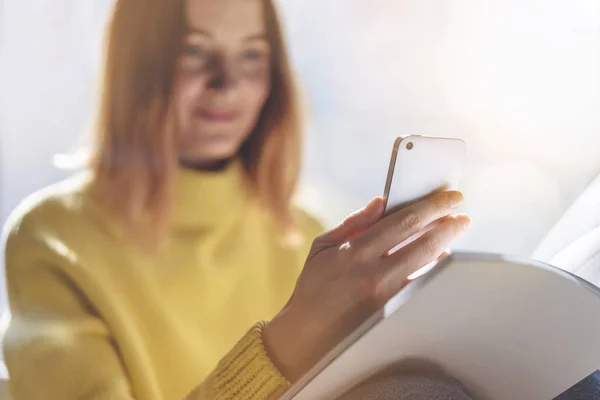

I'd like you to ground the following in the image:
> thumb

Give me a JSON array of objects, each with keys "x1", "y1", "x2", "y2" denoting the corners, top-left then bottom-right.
[{"x1": 320, "y1": 197, "x2": 385, "y2": 245}]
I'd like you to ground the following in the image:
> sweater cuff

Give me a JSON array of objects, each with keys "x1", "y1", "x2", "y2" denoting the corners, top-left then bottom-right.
[{"x1": 205, "y1": 321, "x2": 291, "y2": 400}]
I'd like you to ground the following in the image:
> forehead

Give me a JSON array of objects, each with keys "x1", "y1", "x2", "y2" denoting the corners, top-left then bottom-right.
[{"x1": 186, "y1": 0, "x2": 267, "y2": 38}]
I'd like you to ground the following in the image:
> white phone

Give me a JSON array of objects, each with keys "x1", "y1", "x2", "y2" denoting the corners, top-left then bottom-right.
[{"x1": 383, "y1": 135, "x2": 466, "y2": 214}]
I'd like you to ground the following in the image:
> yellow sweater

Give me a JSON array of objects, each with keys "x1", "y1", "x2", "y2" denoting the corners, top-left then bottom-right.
[{"x1": 2, "y1": 161, "x2": 322, "y2": 400}]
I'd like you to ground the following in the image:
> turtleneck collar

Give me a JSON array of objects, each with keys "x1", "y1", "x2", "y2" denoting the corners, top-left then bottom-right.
[{"x1": 172, "y1": 159, "x2": 249, "y2": 230}]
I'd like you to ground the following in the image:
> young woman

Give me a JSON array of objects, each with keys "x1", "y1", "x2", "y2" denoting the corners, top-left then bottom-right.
[{"x1": 1, "y1": 0, "x2": 470, "y2": 399}]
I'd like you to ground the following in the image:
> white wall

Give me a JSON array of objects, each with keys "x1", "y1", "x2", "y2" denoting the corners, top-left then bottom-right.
[
  {"x1": 0, "y1": 0, "x2": 114, "y2": 311},
  {"x1": 1, "y1": 1, "x2": 600, "y2": 313},
  {"x1": 284, "y1": 0, "x2": 600, "y2": 255}
]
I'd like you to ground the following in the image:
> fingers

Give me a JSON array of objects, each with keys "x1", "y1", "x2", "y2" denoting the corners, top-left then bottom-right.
[
  {"x1": 387, "y1": 215, "x2": 449, "y2": 256},
  {"x1": 351, "y1": 191, "x2": 464, "y2": 259},
  {"x1": 315, "y1": 197, "x2": 385, "y2": 247},
  {"x1": 376, "y1": 214, "x2": 471, "y2": 300}
]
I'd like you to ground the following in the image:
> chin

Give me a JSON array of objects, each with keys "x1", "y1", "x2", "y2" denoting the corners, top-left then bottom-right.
[
  {"x1": 180, "y1": 142, "x2": 241, "y2": 165},
  {"x1": 179, "y1": 125, "x2": 251, "y2": 164}
]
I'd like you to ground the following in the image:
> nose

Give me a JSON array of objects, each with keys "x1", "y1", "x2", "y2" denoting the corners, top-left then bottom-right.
[{"x1": 207, "y1": 56, "x2": 238, "y2": 90}]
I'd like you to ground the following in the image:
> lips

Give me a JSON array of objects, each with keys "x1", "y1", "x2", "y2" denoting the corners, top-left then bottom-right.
[{"x1": 194, "y1": 108, "x2": 240, "y2": 123}]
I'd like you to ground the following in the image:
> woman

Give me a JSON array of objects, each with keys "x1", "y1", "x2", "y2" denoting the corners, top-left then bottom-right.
[{"x1": 1, "y1": 0, "x2": 470, "y2": 399}]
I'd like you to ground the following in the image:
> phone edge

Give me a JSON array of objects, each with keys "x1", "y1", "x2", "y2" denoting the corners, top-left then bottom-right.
[{"x1": 383, "y1": 136, "x2": 406, "y2": 212}]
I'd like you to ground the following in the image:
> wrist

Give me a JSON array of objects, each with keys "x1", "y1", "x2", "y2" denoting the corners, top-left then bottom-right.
[{"x1": 263, "y1": 309, "x2": 310, "y2": 383}]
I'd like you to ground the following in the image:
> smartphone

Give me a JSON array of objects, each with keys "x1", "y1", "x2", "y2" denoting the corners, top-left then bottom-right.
[{"x1": 383, "y1": 135, "x2": 466, "y2": 214}]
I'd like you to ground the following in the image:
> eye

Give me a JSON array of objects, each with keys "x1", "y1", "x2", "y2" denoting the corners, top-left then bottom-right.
[
  {"x1": 179, "y1": 44, "x2": 210, "y2": 71},
  {"x1": 183, "y1": 44, "x2": 205, "y2": 58},
  {"x1": 241, "y1": 49, "x2": 268, "y2": 62}
]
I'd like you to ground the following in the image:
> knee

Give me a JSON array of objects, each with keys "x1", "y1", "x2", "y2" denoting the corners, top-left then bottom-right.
[
  {"x1": 337, "y1": 374, "x2": 473, "y2": 400},
  {"x1": 337, "y1": 359, "x2": 473, "y2": 400}
]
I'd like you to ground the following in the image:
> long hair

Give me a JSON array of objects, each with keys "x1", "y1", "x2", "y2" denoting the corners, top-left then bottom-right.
[{"x1": 89, "y1": 0, "x2": 302, "y2": 243}]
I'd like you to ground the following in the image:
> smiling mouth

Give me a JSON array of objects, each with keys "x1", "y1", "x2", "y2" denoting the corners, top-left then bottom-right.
[{"x1": 194, "y1": 108, "x2": 240, "y2": 123}]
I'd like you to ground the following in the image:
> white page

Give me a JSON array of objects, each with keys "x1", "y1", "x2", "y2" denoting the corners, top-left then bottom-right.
[{"x1": 283, "y1": 253, "x2": 600, "y2": 400}]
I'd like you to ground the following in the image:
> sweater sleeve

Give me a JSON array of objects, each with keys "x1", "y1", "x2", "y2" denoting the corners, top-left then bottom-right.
[
  {"x1": 3, "y1": 220, "x2": 136, "y2": 400},
  {"x1": 184, "y1": 322, "x2": 291, "y2": 400},
  {"x1": 3, "y1": 220, "x2": 290, "y2": 400}
]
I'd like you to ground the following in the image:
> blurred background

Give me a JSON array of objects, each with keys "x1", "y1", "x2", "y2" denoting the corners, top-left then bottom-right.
[{"x1": 1, "y1": 0, "x2": 599, "y2": 314}]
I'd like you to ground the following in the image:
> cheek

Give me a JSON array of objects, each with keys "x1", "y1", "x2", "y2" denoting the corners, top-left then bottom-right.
[
  {"x1": 173, "y1": 71, "x2": 208, "y2": 115},
  {"x1": 241, "y1": 69, "x2": 271, "y2": 112}
]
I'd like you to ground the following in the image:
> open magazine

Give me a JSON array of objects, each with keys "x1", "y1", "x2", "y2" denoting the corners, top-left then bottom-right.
[{"x1": 281, "y1": 252, "x2": 600, "y2": 400}]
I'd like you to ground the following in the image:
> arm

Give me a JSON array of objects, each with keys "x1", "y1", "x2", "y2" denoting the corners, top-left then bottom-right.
[
  {"x1": 184, "y1": 209, "x2": 324, "y2": 400},
  {"x1": 184, "y1": 322, "x2": 289, "y2": 400},
  {"x1": 3, "y1": 223, "x2": 289, "y2": 400},
  {"x1": 3, "y1": 223, "x2": 136, "y2": 399}
]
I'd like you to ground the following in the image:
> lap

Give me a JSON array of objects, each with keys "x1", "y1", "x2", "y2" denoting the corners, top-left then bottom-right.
[
  {"x1": 337, "y1": 370, "x2": 600, "y2": 400},
  {"x1": 336, "y1": 373, "x2": 473, "y2": 400}
]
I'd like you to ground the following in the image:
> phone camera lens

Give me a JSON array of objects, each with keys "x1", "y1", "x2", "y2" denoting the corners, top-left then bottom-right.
[{"x1": 406, "y1": 142, "x2": 414, "y2": 150}]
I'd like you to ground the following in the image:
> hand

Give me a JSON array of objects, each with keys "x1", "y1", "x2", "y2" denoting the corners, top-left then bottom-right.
[{"x1": 263, "y1": 191, "x2": 471, "y2": 382}]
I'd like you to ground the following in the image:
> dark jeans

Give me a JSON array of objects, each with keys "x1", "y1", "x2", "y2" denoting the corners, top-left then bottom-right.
[
  {"x1": 337, "y1": 370, "x2": 600, "y2": 400},
  {"x1": 554, "y1": 371, "x2": 600, "y2": 400}
]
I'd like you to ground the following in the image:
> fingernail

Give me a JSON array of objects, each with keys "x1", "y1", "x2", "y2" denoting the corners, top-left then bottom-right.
[
  {"x1": 437, "y1": 249, "x2": 451, "y2": 261},
  {"x1": 449, "y1": 192, "x2": 464, "y2": 209},
  {"x1": 361, "y1": 198, "x2": 374, "y2": 213},
  {"x1": 459, "y1": 214, "x2": 472, "y2": 230},
  {"x1": 363, "y1": 197, "x2": 382, "y2": 219}
]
